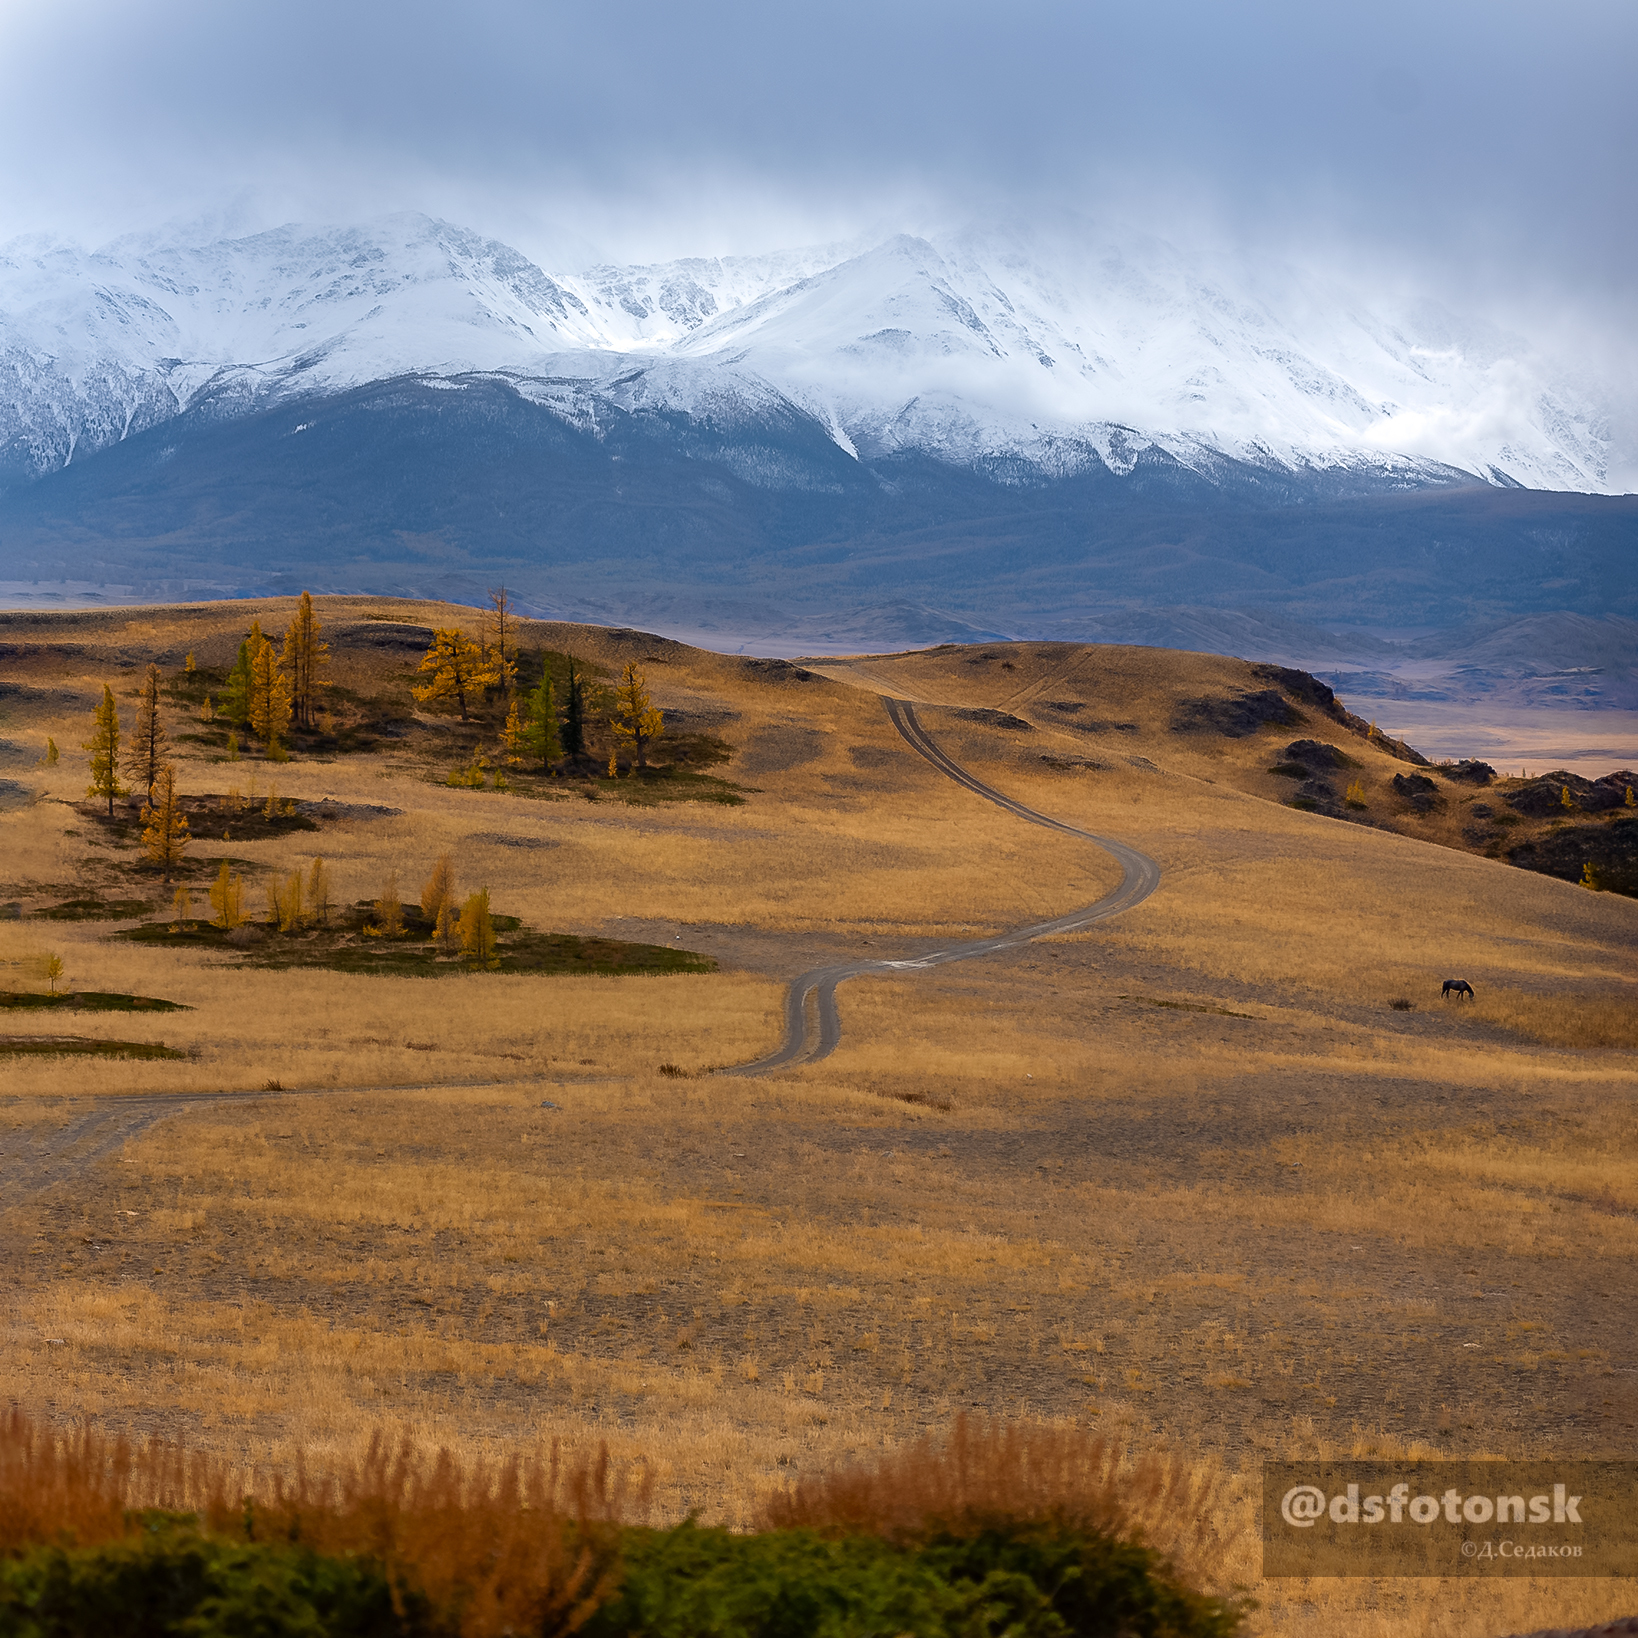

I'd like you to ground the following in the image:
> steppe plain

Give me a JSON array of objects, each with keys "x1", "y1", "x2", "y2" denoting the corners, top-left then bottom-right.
[{"x1": 2, "y1": 598, "x2": 1636, "y2": 1636}]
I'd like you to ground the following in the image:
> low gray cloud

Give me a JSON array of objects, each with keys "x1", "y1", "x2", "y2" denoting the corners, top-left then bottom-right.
[{"x1": 0, "y1": 0, "x2": 1633, "y2": 319}]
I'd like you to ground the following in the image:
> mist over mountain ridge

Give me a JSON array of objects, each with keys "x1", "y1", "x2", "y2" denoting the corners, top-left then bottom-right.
[{"x1": 0, "y1": 212, "x2": 1616, "y2": 495}]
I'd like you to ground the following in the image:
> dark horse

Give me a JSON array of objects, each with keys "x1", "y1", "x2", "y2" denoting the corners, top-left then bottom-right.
[{"x1": 1442, "y1": 979, "x2": 1475, "y2": 1001}]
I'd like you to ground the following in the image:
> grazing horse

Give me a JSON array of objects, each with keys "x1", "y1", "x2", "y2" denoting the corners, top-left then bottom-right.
[{"x1": 1442, "y1": 979, "x2": 1475, "y2": 1001}]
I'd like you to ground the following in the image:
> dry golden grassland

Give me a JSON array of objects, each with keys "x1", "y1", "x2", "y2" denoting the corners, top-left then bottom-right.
[{"x1": 3, "y1": 602, "x2": 1637, "y2": 1636}]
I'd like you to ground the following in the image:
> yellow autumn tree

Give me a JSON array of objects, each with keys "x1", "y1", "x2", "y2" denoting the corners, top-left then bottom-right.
[
  {"x1": 83, "y1": 684, "x2": 124, "y2": 817},
  {"x1": 308, "y1": 857, "x2": 331, "y2": 926},
  {"x1": 611, "y1": 661, "x2": 663, "y2": 769},
  {"x1": 371, "y1": 870, "x2": 404, "y2": 937},
  {"x1": 209, "y1": 860, "x2": 244, "y2": 929},
  {"x1": 124, "y1": 664, "x2": 169, "y2": 803},
  {"x1": 502, "y1": 696, "x2": 528, "y2": 766},
  {"x1": 140, "y1": 765, "x2": 189, "y2": 878},
  {"x1": 487, "y1": 586, "x2": 518, "y2": 696},
  {"x1": 458, "y1": 888, "x2": 499, "y2": 970},
  {"x1": 276, "y1": 869, "x2": 304, "y2": 932},
  {"x1": 250, "y1": 639, "x2": 293, "y2": 758},
  {"x1": 420, "y1": 853, "x2": 456, "y2": 926},
  {"x1": 280, "y1": 591, "x2": 330, "y2": 731},
  {"x1": 413, "y1": 629, "x2": 497, "y2": 722}
]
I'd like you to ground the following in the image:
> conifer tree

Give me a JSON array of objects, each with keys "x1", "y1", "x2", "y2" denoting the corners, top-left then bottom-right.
[
  {"x1": 277, "y1": 869, "x2": 304, "y2": 931},
  {"x1": 488, "y1": 586, "x2": 518, "y2": 696},
  {"x1": 280, "y1": 591, "x2": 330, "y2": 731},
  {"x1": 309, "y1": 857, "x2": 331, "y2": 926},
  {"x1": 458, "y1": 888, "x2": 498, "y2": 969},
  {"x1": 250, "y1": 639, "x2": 293, "y2": 757},
  {"x1": 45, "y1": 954, "x2": 64, "y2": 994},
  {"x1": 1627, "y1": 786, "x2": 1636, "y2": 809},
  {"x1": 611, "y1": 661, "x2": 664, "y2": 769},
  {"x1": 420, "y1": 853, "x2": 456, "y2": 926},
  {"x1": 523, "y1": 672, "x2": 561, "y2": 768},
  {"x1": 124, "y1": 664, "x2": 169, "y2": 803},
  {"x1": 435, "y1": 899, "x2": 460, "y2": 952},
  {"x1": 502, "y1": 696, "x2": 528, "y2": 766},
  {"x1": 224, "y1": 624, "x2": 262, "y2": 727},
  {"x1": 562, "y1": 659, "x2": 587, "y2": 761},
  {"x1": 43, "y1": 738, "x2": 59, "y2": 766},
  {"x1": 373, "y1": 870, "x2": 404, "y2": 937},
  {"x1": 172, "y1": 883, "x2": 191, "y2": 930},
  {"x1": 184, "y1": 652, "x2": 196, "y2": 673},
  {"x1": 140, "y1": 765, "x2": 189, "y2": 878},
  {"x1": 412, "y1": 629, "x2": 497, "y2": 722},
  {"x1": 1561, "y1": 785, "x2": 1575, "y2": 810},
  {"x1": 608, "y1": 748, "x2": 619, "y2": 779},
  {"x1": 83, "y1": 684, "x2": 124, "y2": 817},
  {"x1": 209, "y1": 860, "x2": 244, "y2": 929}
]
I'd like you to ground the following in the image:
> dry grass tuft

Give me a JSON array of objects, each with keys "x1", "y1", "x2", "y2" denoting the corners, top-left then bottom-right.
[
  {"x1": 759, "y1": 1413, "x2": 1237, "y2": 1592},
  {"x1": 0, "y1": 1408, "x2": 646, "y2": 1636}
]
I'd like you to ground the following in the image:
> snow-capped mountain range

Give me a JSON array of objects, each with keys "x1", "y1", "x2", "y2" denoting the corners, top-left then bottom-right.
[{"x1": 0, "y1": 212, "x2": 1616, "y2": 495}]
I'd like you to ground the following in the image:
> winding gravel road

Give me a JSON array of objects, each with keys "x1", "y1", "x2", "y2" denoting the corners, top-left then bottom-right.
[{"x1": 723, "y1": 698, "x2": 1162, "y2": 1075}]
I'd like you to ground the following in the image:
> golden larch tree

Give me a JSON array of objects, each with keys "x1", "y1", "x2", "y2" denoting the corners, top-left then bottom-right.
[
  {"x1": 611, "y1": 661, "x2": 664, "y2": 769},
  {"x1": 250, "y1": 639, "x2": 293, "y2": 757},
  {"x1": 502, "y1": 696, "x2": 528, "y2": 766},
  {"x1": 488, "y1": 586, "x2": 518, "y2": 695},
  {"x1": 412, "y1": 629, "x2": 497, "y2": 722},
  {"x1": 276, "y1": 869, "x2": 304, "y2": 932},
  {"x1": 83, "y1": 684, "x2": 124, "y2": 816},
  {"x1": 209, "y1": 860, "x2": 244, "y2": 929},
  {"x1": 280, "y1": 591, "x2": 330, "y2": 731},
  {"x1": 458, "y1": 888, "x2": 499, "y2": 969},
  {"x1": 373, "y1": 870, "x2": 404, "y2": 937},
  {"x1": 124, "y1": 663, "x2": 169, "y2": 803},
  {"x1": 140, "y1": 765, "x2": 189, "y2": 878},
  {"x1": 172, "y1": 883, "x2": 191, "y2": 930},
  {"x1": 308, "y1": 857, "x2": 331, "y2": 926},
  {"x1": 420, "y1": 853, "x2": 456, "y2": 925}
]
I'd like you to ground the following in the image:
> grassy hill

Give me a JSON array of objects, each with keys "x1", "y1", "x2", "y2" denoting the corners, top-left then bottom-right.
[{"x1": 1, "y1": 598, "x2": 1635, "y2": 1638}]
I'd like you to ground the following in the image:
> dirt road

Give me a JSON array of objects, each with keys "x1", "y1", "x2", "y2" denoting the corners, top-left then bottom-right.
[{"x1": 723, "y1": 697, "x2": 1162, "y2": 1074}]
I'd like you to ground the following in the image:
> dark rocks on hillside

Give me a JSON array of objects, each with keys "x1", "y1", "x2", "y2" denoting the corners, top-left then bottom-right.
[
  {"x1": 1505, "y1": 770, "x2": 1637, "y2": 818},
  {"x1": 1447, "y1": 759, "x2": 1496, "y2": 784},
  {"x1": 741, "y1": 657, "x2": 819, "y2": 684},
  {"x1": 1283, "y1": 739, "x2": 1356, "y2": 769},
  {"x1": 330, "y1": 621, "x2": 435, "y2": 652},
  {"x1": 1392, "y1": 772, "x2": 1441, "y2": 812},
  {"x1": 1510, "y1": 815, "x2": 1638, "y2": 895},
  {"x1": 1171, "y1": 689, "x2": 1303, "y2": 737},
  {"x1": 1040, "y1": 700, "x2": 1085, "y2": 713},
  {"x1": 955, "y1": 708, "x2": 1033, "y2": 731}
]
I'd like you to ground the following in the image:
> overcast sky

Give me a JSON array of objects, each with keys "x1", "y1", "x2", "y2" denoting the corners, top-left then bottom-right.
[{"x1": 0, "y1": 0, "x2": 1633, "y2": 331}]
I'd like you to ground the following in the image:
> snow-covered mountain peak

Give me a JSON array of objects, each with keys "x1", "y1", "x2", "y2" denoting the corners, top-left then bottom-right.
[{"x1": 0, "y1": 212, "x2": 1619, "y2": 494}]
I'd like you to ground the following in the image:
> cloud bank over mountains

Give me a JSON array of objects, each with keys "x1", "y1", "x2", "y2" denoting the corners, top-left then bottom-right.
[{"x1": 0, "y1": 213, "x2": 1616, "y2": 494}]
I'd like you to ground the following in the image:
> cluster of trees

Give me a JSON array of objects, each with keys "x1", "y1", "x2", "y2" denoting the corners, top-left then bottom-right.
[
  {"x1": 415, "y1": 587, "x2": 663, "y2": 780},
  {"x1": 83, "y1": 669, "x2": 190, "y2": 877},
  {"x1": 220, "y1": 592, "x2": 330, "y2": 759}
]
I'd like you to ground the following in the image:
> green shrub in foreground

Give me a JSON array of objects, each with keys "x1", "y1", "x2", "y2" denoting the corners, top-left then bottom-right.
[
  {"x1": 0, "y1": 1517, "x2": 1246, "y2": 1638},
  {"x1": 582, "y1": 1519, "x2": 1246, "y2": 1638},
  {"x1": 0, "y1": 1515, "x2": 438, "y2": 1638}
]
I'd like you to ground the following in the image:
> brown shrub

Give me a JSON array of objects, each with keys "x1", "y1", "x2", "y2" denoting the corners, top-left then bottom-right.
[
  {"x1": 758, "y1": 1413, "x2": 1237, "y2": 1591},
  {"x1": 0, "y1": 1408, "x2": 648, "y2": 1637}
]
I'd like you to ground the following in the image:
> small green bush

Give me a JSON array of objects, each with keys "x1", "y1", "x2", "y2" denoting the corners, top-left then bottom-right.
[
  {"x1": 0, "y1": 1518, "x2": 437, "y2": 1638},
  {"x1": 582, "y1": 1519, "x2": 1245, "y2": 1638}
]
